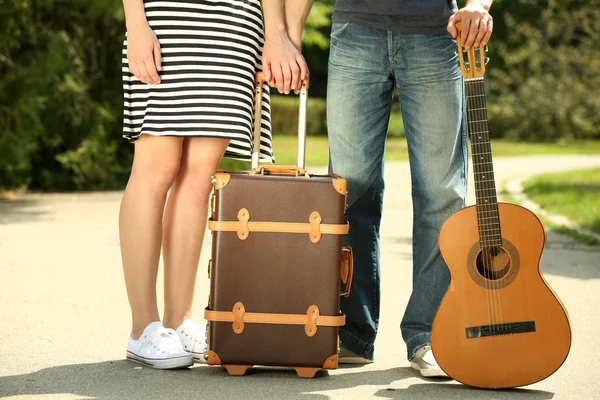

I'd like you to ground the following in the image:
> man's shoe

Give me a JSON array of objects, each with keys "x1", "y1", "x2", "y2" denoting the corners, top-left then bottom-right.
[
  {"x1": 126, "y1": 321, "x2": 194, "y2": 369},
  {"x1": 338, "y1": 347, "x2": 374, "y2": 364},
  {"x1": 175, "y1": 319, "x2": 207, "y2": 363},
  {"x1": 409, "y1": 345, "x2": 448, "y2": 378}
]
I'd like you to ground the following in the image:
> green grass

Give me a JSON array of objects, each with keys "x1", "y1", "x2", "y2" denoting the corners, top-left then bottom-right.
[
  {"x1": 220, "y1": 137, "x2": 600, "y2": 169},
  {"x1": 490, "y1": 140, "x2": 600, "y2": 157},
  {"x1": 500, "y1": 187, "x2": 600, "y2": 246},
  {"x1": 521, "y1": 167, "x2": 600, "y2": 237},
  {"x1": 268, "y1": 135, "x2": 413, "y2": 164},
  {"x1": 283, "y1": 137, "x2": 600, "y2": 166},
  {"x1": 550, "y1": 225, "x2": 600, "y2": 246}
]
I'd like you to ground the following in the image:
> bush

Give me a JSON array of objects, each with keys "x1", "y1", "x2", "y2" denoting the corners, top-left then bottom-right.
[
  {"x1": 269, "y1": 94, "x2": 406, "y2": 138},
  {"x1": 269, "y1": 95, "x2": 327, "y2": 136},
  {"x1": 2, "y1": 0, "x2": 599, "y2": 192},
  {"x1": 0, "y1": 0, "x2": 131, "y2": 191},
  {"x1": 487, "y1": 0, "x2": 600, "y2": 141}
]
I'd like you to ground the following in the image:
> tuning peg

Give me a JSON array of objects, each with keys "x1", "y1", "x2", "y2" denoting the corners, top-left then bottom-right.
[
  {"x1": 485, "y1": 57, "x2": 490, "y2": 65},
  {"x1": 484, "y1": 44, "x2": 489, "y2": 52}
]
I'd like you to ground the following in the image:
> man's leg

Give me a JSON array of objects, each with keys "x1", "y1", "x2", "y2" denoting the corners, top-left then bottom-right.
[
  {"x1": 327, "y1": 23, "x2": 393, "y2": 360},
  {"x1": 393, "y1": 33, "x2": 469, "y2": 361}
]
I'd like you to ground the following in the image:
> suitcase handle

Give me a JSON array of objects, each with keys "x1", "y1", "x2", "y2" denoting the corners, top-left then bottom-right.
[
  {"x1": 254, "y1": 165, "x2": 307, "y2": 176},
  {"x1": 251, "y1": 71, "x2": 310, "y2": 171},
  {"x1": 341, "y1": 246, "x2": 354, "y2": 297}
]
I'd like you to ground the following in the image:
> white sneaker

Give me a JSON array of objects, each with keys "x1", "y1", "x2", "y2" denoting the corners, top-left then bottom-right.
[
  {"x1": 409, "y1": 345, "x2": 449, "y2": 378},
  {"x1": 126, "y1": 321, "x2": 193, "y2": 369},
  {"x1": 338, "y1": 347, "x2": 374, "y2": 364},
  {"x1": 175, "y1": 319, "x2": 207, "y2": 363}
]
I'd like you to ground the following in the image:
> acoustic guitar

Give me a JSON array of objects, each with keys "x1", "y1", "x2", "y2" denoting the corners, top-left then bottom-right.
[{"x1": 430, "y1": 24, "x2": 572, "y2": 389}]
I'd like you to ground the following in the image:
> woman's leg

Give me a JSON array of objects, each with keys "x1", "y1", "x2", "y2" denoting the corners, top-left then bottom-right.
[
  {"x1": 162, "y1": 137, "x2": 230, "y2": 329},
  {"x1": 119, "y1": 135, "x2": 184, "y2": 339}
]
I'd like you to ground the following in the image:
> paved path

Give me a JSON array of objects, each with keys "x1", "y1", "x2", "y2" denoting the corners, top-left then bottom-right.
[{"x1": 1, "y1": 155, "x2": 599, "y2": 400}]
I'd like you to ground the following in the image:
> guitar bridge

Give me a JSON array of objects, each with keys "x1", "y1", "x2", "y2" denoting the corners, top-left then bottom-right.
[{"x1": 466, "y1": 321, "x2": 536, "y2": 339}]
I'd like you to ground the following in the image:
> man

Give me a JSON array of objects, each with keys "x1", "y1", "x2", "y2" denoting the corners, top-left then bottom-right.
[{"x1": 326, "y1": 0, "x2": 493, "y2": 377}]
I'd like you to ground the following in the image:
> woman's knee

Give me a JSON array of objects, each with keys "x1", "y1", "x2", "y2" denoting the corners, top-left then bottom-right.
[
  {"x1": 154, "y1": 163, "x2": 182, "y2": 193},
  {"x1": 129, "y1": 158, "x2": 181, "y2": 196},
  {"x1": 129, "y1": 136, "x2": 183, "y2": 195},
  {"x1": 176, "y1": 166, "x2": 215, "y2": 201},
  {"x1": 172, "y1": 137, "x2": 230, "y2": 202}
]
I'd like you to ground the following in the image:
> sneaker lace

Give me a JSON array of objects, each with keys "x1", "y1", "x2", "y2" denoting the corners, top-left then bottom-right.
[
  {"x1": 181, "y1": 324, "x2": 205, "y2": 347},
  {"x1": 146, "y1": 327, "x2": 182, "y2": 355}
]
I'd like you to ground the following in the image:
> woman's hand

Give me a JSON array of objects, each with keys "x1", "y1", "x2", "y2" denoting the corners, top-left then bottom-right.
[
  {"x1": 126, "y1": 22, "x2": 162, "y2": 86},
  {"x1": 262, "y1": 30, "x2": 308, "y2": 95}
]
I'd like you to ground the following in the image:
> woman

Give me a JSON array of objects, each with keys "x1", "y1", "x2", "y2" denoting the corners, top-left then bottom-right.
[{"x1": 120, "y1": 0, "x2": 312, "y2": 369}]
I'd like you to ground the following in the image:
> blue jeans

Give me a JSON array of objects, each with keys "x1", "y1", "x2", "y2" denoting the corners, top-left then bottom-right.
[{"x1": 327, "y1": 23, "x2": 468, "y2": 361}]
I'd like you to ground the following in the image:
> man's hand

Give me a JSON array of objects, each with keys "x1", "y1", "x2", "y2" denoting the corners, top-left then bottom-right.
[{"x1": 447, "y1": 0, "x2": 493, "y2": 50}]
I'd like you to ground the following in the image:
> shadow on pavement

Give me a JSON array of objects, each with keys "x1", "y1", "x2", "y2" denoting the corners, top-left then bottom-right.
[
  {"x1": 0, "y1": 198, "x2": 47, "y2": 225},
  {"x1": 386, "y1": 231, "x2": 600, "y2": 280},
  {"x1": 541, "y1": 231, "x2": 600, "y2": 280},
  {"x1": 374, "y1": 382, "x2": 554, "y2": 399},
  {"x1": 0, "y1": 361, "x2": 415, "y2": 400}
]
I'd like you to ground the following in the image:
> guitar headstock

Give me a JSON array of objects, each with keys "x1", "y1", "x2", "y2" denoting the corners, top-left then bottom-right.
[{"x1": 456, "y1": 21, "x2": 489, "y2": 79}]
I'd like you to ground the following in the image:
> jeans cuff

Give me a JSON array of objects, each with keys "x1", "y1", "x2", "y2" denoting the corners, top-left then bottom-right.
[
  {"x1": 405, "y1": 332, "x2": 431, "y2": 361},
  {"x1": 339, "y1": 328, "x2": 375, "y2": 360}
]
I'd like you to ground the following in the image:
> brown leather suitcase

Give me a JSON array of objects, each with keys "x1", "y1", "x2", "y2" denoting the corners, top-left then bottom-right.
[{"x1": 204, "y1": 72, "x2": 353, "y2": 378}]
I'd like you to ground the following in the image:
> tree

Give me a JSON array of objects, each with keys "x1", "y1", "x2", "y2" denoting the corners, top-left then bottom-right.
[
  {"x1": 0, "y1": 0, "x2": 131, "y2": 190},
  {"x1": 301, "y1": 0, "x2": 335, "y2": 97},
  {"x1": 487, "y1": 0, "x2": 600, "y2": 141},
  {"x1": 1, "y1": 0, "x2": 599, "y2": 192}
]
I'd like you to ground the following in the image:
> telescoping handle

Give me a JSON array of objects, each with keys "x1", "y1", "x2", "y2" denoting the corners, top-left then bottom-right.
[{"x1": 252, "y1": 72, "x2": 310, "y2": 173}]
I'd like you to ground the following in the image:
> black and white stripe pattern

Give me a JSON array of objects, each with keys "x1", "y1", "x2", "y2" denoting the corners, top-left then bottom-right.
[{"x1": 122, "y1": 0, "x2": 273, "y2": 162}]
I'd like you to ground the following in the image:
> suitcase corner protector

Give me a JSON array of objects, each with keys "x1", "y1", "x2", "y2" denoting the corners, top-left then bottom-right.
[
  {"x1": 207, "y1": 350, "x2": 222, "y2": 366},
  {"x1": 212, "y1": 173, "x2": 231, "y2": 190},
  {"x1": 323, "y1": 353, "x2": 338, "y2": 369},
  {"x1": 332, "y1": 178, "x2": 347, "y2": 196}
]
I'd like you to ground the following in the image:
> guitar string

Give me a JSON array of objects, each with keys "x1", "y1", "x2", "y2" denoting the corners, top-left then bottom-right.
[
  {"x1": 464, "y1": 44, "x2": 494, "y2": 333},
  {"x1": 466, "y1": 77, "x2": 494, "y2": 332},
  {"x1": 475, "y1": 76, "x2": 501, "y2": 334},
  {"x1": 478, "y1": 73, "x2": 509, "y2": 335},
  {"x1": 462, "y1": 48, "x2": 492, "y2": 333},
  {"x1": 471, "y1": 73, "x2": 507, "y2": 334},
  {"x1": 465, "y1": 65, "x2": 487, "y2": 333},
  {"x1": 468, "y1": 73, "x2": 498, "y2": 331},
  {"x1": 479, "y1": 76, "x2": 500, "y2": 334},
  {"x1": 476, "y1": 81, "x2": 495, "y2": 333},
  {"x1": 469, "y1": 77, "x2": 493, "y2": 333}
]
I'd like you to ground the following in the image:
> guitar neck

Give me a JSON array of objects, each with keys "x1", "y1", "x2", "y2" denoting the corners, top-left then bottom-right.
[{"x1": 465, "y1": 78, "x2": 502, "y2": 248}]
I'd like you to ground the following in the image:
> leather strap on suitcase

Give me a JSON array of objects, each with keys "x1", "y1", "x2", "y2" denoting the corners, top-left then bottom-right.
[
  {"x1": 205, "y1": 303, "x2": 345, "y2": 337},
  {"x1": 205, "y1": 246, "x2": 354, "y2": 331},
  {"x1": 208, "y1": 209, "x2": 349, "y2": 242}
]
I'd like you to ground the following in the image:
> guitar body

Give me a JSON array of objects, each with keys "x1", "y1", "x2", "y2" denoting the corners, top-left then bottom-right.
[{"x1": 431, "y1": 203, "x2": 571, "y2": 389}]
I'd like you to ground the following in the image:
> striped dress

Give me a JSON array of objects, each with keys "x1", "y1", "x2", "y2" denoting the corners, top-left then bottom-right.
[{"x1": 122, "y1": 0, "x2": 273, "y2": 162}]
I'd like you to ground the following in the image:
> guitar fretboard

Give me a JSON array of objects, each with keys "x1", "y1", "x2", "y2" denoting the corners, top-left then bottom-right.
[{"x1": 466, "y1": 79, "x2": 502, "y2": 248}]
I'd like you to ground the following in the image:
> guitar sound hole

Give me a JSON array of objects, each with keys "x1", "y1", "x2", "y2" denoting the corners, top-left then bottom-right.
[{"x1": 476, "y1": 246, "x2": 511, "y2": 281}]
